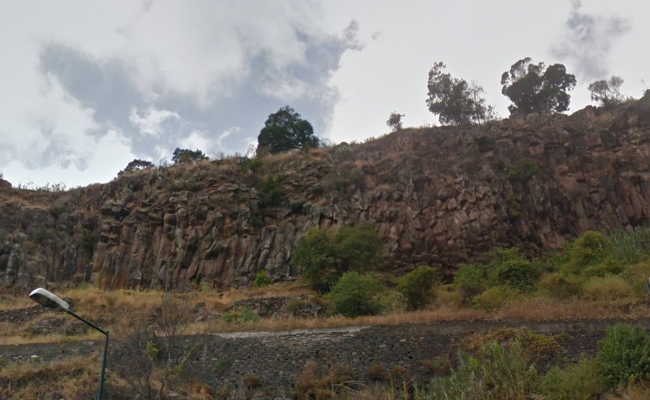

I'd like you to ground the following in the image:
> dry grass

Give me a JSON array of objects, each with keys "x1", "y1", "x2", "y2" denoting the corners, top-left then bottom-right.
[
  {"x1": 3, "y1": 282, "x2": 650, "y2": 346},
  {"x1": 0, "y1": 356, "x2": 102, "y2": 399}
]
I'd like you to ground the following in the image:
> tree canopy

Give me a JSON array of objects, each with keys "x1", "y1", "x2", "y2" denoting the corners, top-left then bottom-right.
[
  {"x1": 588, "y1": 76, "x2": 626, "y2": 107},
  {"x1": 426, "y1": 62, "x2": 493, "y2": 126},
  {"x1": 386, "y1": 112, "x2": 404, "y2": 132},
  {"x1": 172, "y1": 148, "x2": 208, "y2": 164},
  {"x1": 256, "y1": 106, "x2": 319, "y2": 154},
  {"x1": 501, "y1": 57, "x2": 576, "y2": 115},
  {"x1": 119, "y1": 159, "x2": 154, "y2": 176}
]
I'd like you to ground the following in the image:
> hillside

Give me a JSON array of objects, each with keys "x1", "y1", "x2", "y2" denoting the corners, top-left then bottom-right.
[{"x1": 2, "y1": 96, "x2": 650, "y2": 290}]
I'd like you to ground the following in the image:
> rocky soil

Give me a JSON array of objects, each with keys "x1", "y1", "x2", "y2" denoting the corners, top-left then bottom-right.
[{"x1": 2, "y1": 318, "x2": 649, "y2": 398}]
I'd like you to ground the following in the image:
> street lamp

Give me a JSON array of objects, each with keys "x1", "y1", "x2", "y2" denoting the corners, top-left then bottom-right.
[{"x1": 29, "y1": 288, "x2": 109, "y2": 400}]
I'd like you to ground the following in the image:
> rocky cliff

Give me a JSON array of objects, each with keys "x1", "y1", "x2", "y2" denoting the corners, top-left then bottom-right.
[{"x1": 2, "y1": 97, "x2": 650, "y2": 290}]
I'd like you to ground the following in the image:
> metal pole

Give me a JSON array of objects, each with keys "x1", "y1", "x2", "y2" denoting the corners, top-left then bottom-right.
[
  {"x1": 98, "y1": 331, "x2": 109, "y2": 400},
  {"x1": 64, "y1": 309, "x2": 109, "y2": 400}
]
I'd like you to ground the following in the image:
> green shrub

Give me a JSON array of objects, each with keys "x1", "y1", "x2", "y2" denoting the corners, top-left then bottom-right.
[
  {"x1": 622, "y1": 260, "x2": 650, "y2": 296},
  {"x1": 334, "y1": 225, "x2": 383, "y2": 272},
  {"x1": 582, "y1": 258, "x2": 624, "y2": 277},
  {"x1": 292, "y1": 229, "x2": 338, "y2": 292},
  {"x1": 598, "y1": 324, "x2": 650, "y2": 388},
  {"x1": 487, "y1": 248, "x2": 539, "y2": 291},
  {"x1": 472, "y1": 286, "x2": 520, "y2": 310},
  {"x1": 538, "y1": 273, "x2": 582, "y2": 299},
  {"x1": 375, "y1": 289, "x2": 407, "y2": 313},
  {"x1": 254, "y1": 270, "x2": 272, "y2": 287},
  {"x1": 292, "y1": 225, "x2": 383, "y2": 293},
  {"x1": 608, "y1": 227, "x2": 650, "y2": 265},
  {"x1": 541, "y1": 357, "x2": 605, "y2": 400},
  {"x1": 582, "y1": 275, "x2": 634, "y2": 300},
  {"x1": 429, "y1": 341, "x2": 539, "y2": 399},
  {"x1": 329, "y1": 272, "x2": 383, "y2": 317},
  {"x1": 454, "y1": 263, "x2": 487, "y2": 298},
  {"x1": 257, "y1": 175, "x2": 285, "y2": 208},
  {"x1": 564, "y1": 231, "x2": 608, "y2": 274},
  {"x1": 398, "y1": 266, "x2": 440, "y2": 310}
]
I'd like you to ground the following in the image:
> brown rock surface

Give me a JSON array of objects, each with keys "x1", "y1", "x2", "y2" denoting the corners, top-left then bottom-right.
[{"x1": 2, "y1": 99, "x2": 650, "y2": 289}]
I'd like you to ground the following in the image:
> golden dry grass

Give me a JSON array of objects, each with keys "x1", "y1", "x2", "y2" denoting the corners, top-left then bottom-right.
[
  {"x1": 0, "y1": 356, "x2": 101, "y2": 399},
  {"x1": 3, "y1": 282, "x2": 650, "y2": 346}
]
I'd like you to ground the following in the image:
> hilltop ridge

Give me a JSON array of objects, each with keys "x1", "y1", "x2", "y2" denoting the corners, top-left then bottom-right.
[{"x1": 2, "y1": 96, "x2": 650, "y2": 290}]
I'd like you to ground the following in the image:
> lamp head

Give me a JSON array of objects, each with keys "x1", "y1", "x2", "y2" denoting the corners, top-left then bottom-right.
[{"x1": 29, "y1": 288, "x2": 70, "y2": 311}]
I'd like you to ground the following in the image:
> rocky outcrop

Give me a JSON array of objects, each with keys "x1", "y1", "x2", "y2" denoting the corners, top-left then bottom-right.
[{"x1": 2, "y1": 98, "x2": 650, "y2": 290}]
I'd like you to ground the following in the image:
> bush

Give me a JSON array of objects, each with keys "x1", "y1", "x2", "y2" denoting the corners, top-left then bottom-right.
[
  {"x1": 622, "y1": 260, "x2": 650, "y2": 296},
  {"x1": 254, "y1": 270, "x2": 272, "y2": 287},
  {"x1": 429, "y1": 341, "x2": 539, "y2": 399},
  {"x1": 472, "y1": 286, "x2": 520, "y2": 310},
  {"x1": 292, "y1": 225, "x2": 383, "y2": 293},
  {"x1": 487, "y1": 248, "x2": 539, "y2": 291},
  {"x1": 541, "y1": 357, "x2": 605, "y2": 400},
  {"x1": 564, "y1": 231, "x2": 608, "y2": 274},
  {"x1": 598, "y1": 324, "x2": 650, "y2": 388},
  {"x1": 375, "y1": 289, "x2": 407, "y2": 313},
  {"x1": 454, "y1": 263, "x2": 487, "y2": 298},
  {"x1": 398, "y1": 266, "x2": 440, "y2": 310},
  {"x1": 292, "y1": 229, "x2": 338, "y2": 292},
  {"x1": 329, "y1": 272, "x2": 383, "y2": 317},
  {"x1": 609, "y1": 227, "x2": 650, "y2": 265},
  {"x1": 538, "y1": 273, "x2": 582, "y2": 299},
  {"x1": 582, "y1": 275, "x2": 634, "y2": 300}
]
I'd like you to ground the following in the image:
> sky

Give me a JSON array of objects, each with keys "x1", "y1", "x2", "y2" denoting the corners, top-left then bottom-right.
[{"x1": 0, "y1": 0, "x2": 648, "y2": 187}]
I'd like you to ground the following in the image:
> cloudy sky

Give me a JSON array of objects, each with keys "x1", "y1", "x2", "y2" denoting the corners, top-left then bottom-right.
[{"x1": 1, "y1": 0, "x2": 647, "y2": 187}]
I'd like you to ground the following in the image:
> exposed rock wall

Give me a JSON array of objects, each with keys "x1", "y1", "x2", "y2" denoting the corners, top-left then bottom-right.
[{"x1": 3, "y1": 98, "x2": 650, "y2": 290}]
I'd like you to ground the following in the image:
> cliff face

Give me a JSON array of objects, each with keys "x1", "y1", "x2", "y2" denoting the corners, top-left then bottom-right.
[{"x1": 2, "y1": 98, "x2": 650, "y2": 290}]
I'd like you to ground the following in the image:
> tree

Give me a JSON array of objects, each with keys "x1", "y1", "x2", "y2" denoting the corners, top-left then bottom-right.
[
  {"x1": 386, "y1": 112, "x2": 405, "y2": 131},
  {"x1": 588, "y1": 76, "x2": 625, "y2": 107},
  {"x1": 426, "y1": 62, "x2": 493, "y2": 125},
  {"x1": 118, "y1": 159, "x2": 154, "y2": 176},
  {"x1": 256, "y1": 106, "x2": 320, "y2": 154},
  {"x1": 501, "y1": 57, "x2": 576, "y2": 115},
  {"x1": 171, "y1": 148, "x2": 208, "y2": 164}
]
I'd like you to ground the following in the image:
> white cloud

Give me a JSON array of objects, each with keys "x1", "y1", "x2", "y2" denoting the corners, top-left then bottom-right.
[{"x1": 129, "y1": 107, "x2": 181, "y2": 136}]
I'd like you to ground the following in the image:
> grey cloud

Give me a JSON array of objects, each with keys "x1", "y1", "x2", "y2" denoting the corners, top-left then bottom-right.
[
  {"x1": 551, "y1": 0, "x2": 630, "y2": 80},
  {"x1": 38, "y1": 20, "x2": 361, "y2": 165}
]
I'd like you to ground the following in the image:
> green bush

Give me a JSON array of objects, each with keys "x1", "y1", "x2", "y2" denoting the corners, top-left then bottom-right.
[
  {"x1": 254, "y1": 270, "x2": 272, "y2": 287},
  {"x1": 472, "y1": 286, "x2": 520, "y2": 310},
  {"x1": 541, "y1": 357, "x2": 605, "y2": 400},
  {"x1": 538, "y1": 273, "x2": 582, "y2": 299},
  {"x1": 622, "y1": 260, "x2": 650, "y2": 296},
  {"x1": 375, "y1": 289, "x2": 407, "y2": 313},
  {"x1": 598, "y1": 324, "x2": 650, "y2": 388},
  {"x1": 292, "y1": 225, "x2": 383, "y2": 292},
  {"x1": 429, "y1": 341, "x2": 539, "y2": 399},
  {"x1": 454, "y1": 263, "x2": 487, "y2": 298},
  {"x1": 564, "y1": 231, "x2": 608, "y2": 274},
  {"x1": 582, "y1": 275, "x2": 634, "y2": 300},
  {"x1": 257, "y1": 175, "x2": 285, "y2": 208},
  {"x1": 292, "y1": 229, "x2": 338, "y2": 292},
  {"x1": 398, "y1": 266, "x2": 440, "y2": 310},
  {"x1": 487, "y1": 248, "x2": 539, "y2": 291},
  {"x1": 608, "y1": 227, "x2": 650, "y2": 265},
  {"x1": 329, "y1": 272, "x2": 383, "y2": 317}
]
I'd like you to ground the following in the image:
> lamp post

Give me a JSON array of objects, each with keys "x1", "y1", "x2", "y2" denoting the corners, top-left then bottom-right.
[{"x1": 29, "y1": 288, "x2": 109, "y2": 400}]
